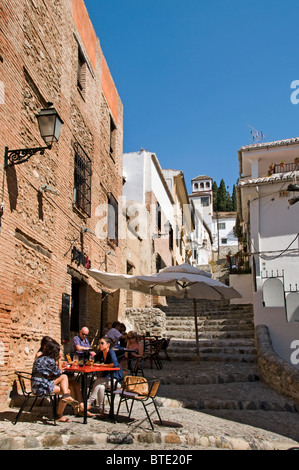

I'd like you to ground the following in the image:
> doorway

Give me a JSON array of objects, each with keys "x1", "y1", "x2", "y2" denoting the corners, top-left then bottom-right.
[{"x1": 70, "y1": 278, "x2": 86, "y2": 333}]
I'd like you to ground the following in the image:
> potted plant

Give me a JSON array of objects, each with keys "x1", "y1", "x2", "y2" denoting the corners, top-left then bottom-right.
[
  {"x1": 268, "y1": 163, "x2": 274, "y2": 176},
  {"x1": 294, "y1": 157, "x2": 299, "y2": 165},
  {"x1": 280, "y1": 160, "x2": 286, "y2": 167}
]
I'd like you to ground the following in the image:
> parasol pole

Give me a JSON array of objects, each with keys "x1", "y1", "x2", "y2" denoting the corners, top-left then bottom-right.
[{"x1": 193, "y1": 299, "x2": 200, "y2": 356}]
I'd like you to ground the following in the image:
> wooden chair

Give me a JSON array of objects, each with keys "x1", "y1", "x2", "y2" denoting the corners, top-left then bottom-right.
[
  {"x1": 115, "y1": 375, "x2": 162, "y2": 430},
  {"x1": 13, "y1": 371, "x2": 57, "y2": 425}
]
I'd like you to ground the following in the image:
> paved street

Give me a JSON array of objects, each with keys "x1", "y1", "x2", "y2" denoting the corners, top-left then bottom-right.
[{"x1": 0, "y1": 360, "x2": 298, "y2": 452}]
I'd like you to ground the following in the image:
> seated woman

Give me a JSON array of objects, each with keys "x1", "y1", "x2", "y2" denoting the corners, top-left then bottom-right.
[
  {"x1": 87, "y1": 336, "x2": 124, "y2": 418},
  {"x1": 122, "y1": 331, "x2": 144, "y2": 371},
  {"x1": 31, "y1": 341, "x2": 79, "y2": 423},
  {"x1": 35, "y1": 336, "x2": 56, "y2": 359}
]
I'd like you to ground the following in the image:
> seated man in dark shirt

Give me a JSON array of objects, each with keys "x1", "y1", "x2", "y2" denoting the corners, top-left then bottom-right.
[{"x1": 72, "y1": 326, "x2": 95, "y2": 358}]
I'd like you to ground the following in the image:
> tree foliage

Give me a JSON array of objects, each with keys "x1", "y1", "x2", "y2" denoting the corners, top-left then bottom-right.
[{"x1": 213, "y1": 179, "x2": 238, "y2": 212}]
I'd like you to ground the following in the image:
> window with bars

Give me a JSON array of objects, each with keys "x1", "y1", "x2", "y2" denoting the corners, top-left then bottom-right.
[{"x1": 73, "y1": 142, "x2": 92, "y2": 217}]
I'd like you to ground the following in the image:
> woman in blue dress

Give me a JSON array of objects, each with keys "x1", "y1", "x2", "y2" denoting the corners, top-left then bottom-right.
[
  {"x1": 31, "y1": 340, "x2": 78, "y2": 422},
  {"x1": 87, "y1": 336, "x2": 124, "y2": 417}
]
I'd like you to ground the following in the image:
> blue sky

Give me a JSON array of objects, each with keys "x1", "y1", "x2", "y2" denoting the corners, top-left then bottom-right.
[{"x1": 84, "y1": 0, "x2": 299, "y2": 194}]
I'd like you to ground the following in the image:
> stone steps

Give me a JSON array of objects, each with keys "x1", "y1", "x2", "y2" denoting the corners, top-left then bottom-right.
[
  {"x1": 162, "y1": 298, "x2": 256, "y2": 363},
  {"x1": 148, "y1": 295, "x2": 299, "y2": 432},
  {"x1": 159, "y1": 389, "x2": 299, "y2": 413},
  {"x1": 162, "y1": 298, "x2": 253, "y2": 317},
  {"x1": 145, "y1": 361, "x2": 299, "y2": 415}
]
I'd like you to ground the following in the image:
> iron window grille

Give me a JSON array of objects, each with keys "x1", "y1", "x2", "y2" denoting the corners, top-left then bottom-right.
[{"x1": 73, "y1": 142, "x2": 92, "y2": 217}]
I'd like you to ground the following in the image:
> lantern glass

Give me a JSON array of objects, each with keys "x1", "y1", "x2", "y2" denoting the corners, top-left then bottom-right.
[
  {"x1": 164, "y1": 220, "x2": 171, "y2": 234},
  {"x1": 36, "y1": 108, "x2": 63, "y2": 145}
]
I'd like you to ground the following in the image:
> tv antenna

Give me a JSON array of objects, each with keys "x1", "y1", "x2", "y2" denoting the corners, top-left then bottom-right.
[{"x1": 248, "y1": 125, "x2": 265, "y2": 143}]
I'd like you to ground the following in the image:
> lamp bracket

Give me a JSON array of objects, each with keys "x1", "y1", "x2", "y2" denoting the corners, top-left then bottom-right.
[{"x1": 4, "y1": 145, "x2": 51, "y2": 168}]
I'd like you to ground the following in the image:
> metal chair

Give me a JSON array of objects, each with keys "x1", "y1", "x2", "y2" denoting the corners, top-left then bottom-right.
[
  {"x1": 115, "y1": 375, "x2": 163, "y2": 430},
  {"x1": 13, "y1": 371, "x2": 57, "y2": 425},
  {"x1": 129, "y1": 357, "x2": 144, "y2": 376},
  {"x1": 144, "y1": 340, "x2": 163, "y2": 370},
  {"x1": 161, "y1": 338, "x2": 171, "y2": 362}
]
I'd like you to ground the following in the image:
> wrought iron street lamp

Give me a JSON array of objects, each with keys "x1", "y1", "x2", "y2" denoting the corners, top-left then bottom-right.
[
  {"x1": 152, "y1": 220, "x2": 171, "y2": 239},
  {"x1": 4, "y1": 106, "x2": 63, "y2": 168}
]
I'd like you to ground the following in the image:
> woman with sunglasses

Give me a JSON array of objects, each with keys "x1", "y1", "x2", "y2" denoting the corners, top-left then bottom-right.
[{"x1": 87, "y1": 336, "x2": 124, "y2": 417}]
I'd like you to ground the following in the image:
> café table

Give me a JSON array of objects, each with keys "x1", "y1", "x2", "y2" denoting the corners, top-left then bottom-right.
[{"x1": 63, "y1": 363, "x2": 120, "y2": 424}]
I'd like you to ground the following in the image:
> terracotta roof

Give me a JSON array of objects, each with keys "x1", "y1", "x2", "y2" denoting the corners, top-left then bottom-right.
[
  {"x1": 240, "y1": 137, "x2": 299, "y2": 151},
  {"x1": 191, "y1": 175, "x2": 212, "y2": 181},
  {"x1": 238, "y1": 171, "x2": 299, "y2": 186}
]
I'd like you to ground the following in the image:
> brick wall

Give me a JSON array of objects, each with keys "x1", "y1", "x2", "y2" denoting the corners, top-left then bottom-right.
[{"x1": 0, "y1": 0, "x2": 124, "y2": 408}]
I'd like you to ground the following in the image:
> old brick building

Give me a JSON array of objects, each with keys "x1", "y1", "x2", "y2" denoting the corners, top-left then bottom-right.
[{"x1": 0, "y1": 0, "x2": 124, "y2": 406}]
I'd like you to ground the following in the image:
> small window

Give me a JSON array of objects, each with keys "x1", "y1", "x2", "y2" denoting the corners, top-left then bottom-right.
[
  {"x1": 218, "y1": 222, "x2": 226, "y2": 230},
  {"x1": 110, "y1": 116, "x2": 117, "y2": 159},
  {"x1": 73, "y1": 142, "x2": 92, "y2": 217},
  {"x1": 169, "y1": 224, "x2": 173, "y2": 251},
  {"x1": 156, "y1": 253, "x2": 162, "y2": 272},
  {"x1": 221, "y1": 238, "x2": 227, "y2": 245},
  {"x1": 77, "y1": 45, "x2": 87, "y2": 94},
  {"x1": 201, "y1": 196, "x2": 210, "y2": 207},
  {"x1": 108, "y1": 193, "x2": 118, "y2": 246},
  {"x1": 206, "y1": 182, "x2": 210, "y2": 188},
  {"x1": 156, "y1": 203, "x2": 161, "y2": 233}
]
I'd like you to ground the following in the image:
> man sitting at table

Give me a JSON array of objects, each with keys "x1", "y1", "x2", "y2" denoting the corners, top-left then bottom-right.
[
  {"x1": 72, "y1": 326, "x2": 95, "y2": 357},
  {"x1": 106, "y1": 321, "x2": 127, "y2": 347}
]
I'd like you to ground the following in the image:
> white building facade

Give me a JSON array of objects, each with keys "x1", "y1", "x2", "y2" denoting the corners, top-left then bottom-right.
[
  {"x1": 212, "y1": 212, "x2": 239, "y2": 257},
  {"x1": 123, "y1": 149, "x2": 175, "y2": 274},
  {"x1": 188, "y1": 175, "x2": 213, "y2": 266},
  {"x1": 237, "y1": 138, "x2": 299, "y2": 367}
]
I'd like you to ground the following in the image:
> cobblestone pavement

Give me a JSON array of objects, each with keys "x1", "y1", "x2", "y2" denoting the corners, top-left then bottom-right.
[{"x1": 0, "y1": 361, "x2": 298, "y2": 452}]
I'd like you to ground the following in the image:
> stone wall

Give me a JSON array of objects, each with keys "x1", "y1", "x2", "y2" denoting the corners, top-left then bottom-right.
[
  {"x1": 255, "y1": 325, "x2": 299, "y2": 405},
  {"x1": 125, "y1": 307, "x2": 167, "y2": 338}
]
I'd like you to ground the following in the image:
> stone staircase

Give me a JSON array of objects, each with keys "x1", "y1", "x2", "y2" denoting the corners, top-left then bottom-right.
[
  {"x1": 149, "y1": 298, "x2": 299, "y2": 427},
  {"x1": 160, "y1": 298, "x2": 257, "y2": 363}
]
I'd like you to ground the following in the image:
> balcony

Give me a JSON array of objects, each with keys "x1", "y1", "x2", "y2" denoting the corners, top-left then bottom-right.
[{"x1": 273, "y1": 162, "x2": 298, "y2": 174}]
